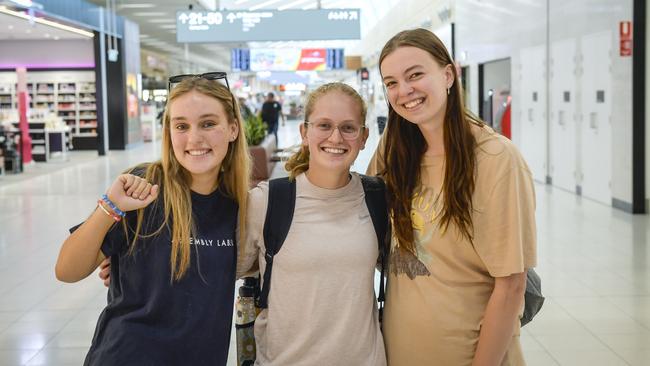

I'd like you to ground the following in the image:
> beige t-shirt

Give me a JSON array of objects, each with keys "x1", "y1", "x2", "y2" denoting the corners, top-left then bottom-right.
[
  {"x1": 238, "y1": 172, "x2": 387, "y2": 366},
  {"x1": 367, "y1": 125, "x2": 536, "y2": 366}
]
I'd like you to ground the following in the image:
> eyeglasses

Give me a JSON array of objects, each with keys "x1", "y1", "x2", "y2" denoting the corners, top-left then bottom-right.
[
  {"x1": 167, "y1": 72, "x2": 236, "y2": 114},
  {"x1": 304, "y1": 120, "x2": 365, "y2": 140}
]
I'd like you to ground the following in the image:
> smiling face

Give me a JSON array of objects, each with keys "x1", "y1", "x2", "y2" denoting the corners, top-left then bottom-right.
[
  {"x1": 380, "y1": 46, "x2": 454, "y2": 127},
  {"x1": 301, "y1": 90, "x2": 368, "y2": 175},
  {"x1": 169, "y1": 90, "x2": 238, "y2": 189}
]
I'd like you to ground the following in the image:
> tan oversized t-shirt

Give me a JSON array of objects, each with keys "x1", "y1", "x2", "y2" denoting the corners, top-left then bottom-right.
[
  {"x1": 367, "y1": 125, "x2": 536, "y2": 366},
  {"x1": 238, "y1": 173, "x2": 387, "y2": 366}
]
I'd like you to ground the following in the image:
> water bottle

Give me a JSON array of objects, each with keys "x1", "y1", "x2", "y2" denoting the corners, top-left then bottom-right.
[{"x1": 235, "y1": 277, "x2": 258, "y2": 366}]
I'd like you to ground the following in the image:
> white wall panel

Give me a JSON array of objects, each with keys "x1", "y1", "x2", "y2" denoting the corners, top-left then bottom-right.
[
  {"x1": 549, "y1": 38, "x2": 578, "y2": 192},
  {"x1": 455, "y1": 0, "x2": 633, "y2": 209},
  {"x1": 580, "y1": 31, "x2": 613, "y2": 205},
  {"x1": 519, "y1": 45, "x2": 547, "y2": 183}
]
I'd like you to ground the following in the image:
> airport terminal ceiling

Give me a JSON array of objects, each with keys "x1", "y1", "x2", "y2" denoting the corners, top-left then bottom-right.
[{"x1": 85, "y1": 0, "x2": 400, "y2": 72}]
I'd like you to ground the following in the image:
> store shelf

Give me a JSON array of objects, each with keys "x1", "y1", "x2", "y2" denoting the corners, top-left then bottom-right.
[
  {"x1": 75, "y1": 132, "x2": 98, "y2": 137},
  {"x1": 3, "y1": 74, "x2": 97, "y2": 152}
]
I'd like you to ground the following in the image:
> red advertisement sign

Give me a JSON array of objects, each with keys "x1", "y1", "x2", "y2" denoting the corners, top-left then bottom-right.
[
  {"x1": 297, "y1": 49, "x2": 326, "y2": 70},
  {"x1": 619, "y1": 21, "x2": 632, "y2": 57}
]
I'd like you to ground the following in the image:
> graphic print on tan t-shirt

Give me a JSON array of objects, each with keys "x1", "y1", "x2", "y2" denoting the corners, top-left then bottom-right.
[{"x1": 369, "y1": 125, "x2": 536, "y2": 366}]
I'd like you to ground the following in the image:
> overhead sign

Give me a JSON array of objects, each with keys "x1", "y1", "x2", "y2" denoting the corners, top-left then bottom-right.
[
  {"x1": 232, "y1": 48, "x2": 344, "y2": 72},
  {"x1": 176, "y1": 9, "x2": 360, "y2": 42}
]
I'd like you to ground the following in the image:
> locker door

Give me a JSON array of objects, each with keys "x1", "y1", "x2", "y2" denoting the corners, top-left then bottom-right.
[
  {"x1": 519, "y1": 45, "x2": 547, "y2": 183},
  {"x1": 580, "y1": 31, "x2": 612, "y2": 205},
  {"x1": 549, "y1": 39, "x2": 578, "y2": 192}
]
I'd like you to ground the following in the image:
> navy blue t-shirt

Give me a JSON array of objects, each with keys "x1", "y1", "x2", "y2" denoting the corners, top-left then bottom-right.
[{"x1": 78, "y1": 189, "x2": 238, "y2": 366}]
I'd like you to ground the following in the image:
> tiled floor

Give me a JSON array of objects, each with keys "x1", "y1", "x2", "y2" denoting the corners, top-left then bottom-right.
[{"x1": 0, "y1": 117, "x2": 649, "y2": 365}]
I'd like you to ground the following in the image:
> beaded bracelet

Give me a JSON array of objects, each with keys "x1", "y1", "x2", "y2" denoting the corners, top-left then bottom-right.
[
  {"x1": 101, "y1": 194, "x2": 126, "y2": 217},
  {"x1": 97, "y1": 200, "x2": 122, "y2": 222}
]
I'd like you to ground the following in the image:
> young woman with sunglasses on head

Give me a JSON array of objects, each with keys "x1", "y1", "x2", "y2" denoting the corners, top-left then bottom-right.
[
  {"x1": 236, "y1": 82, "x2": 387, "y2": 366},
  {"x1": 55, "y1": 74, "x2": 250, "y2": 365},
  {"x1": 367, "y1": 29, "x2": 536, "y2": 366}
]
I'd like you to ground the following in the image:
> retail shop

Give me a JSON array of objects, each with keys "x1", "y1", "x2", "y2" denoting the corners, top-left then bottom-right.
[{"x1": 0, "y1": 0, "x2": 139, "y2": 175}]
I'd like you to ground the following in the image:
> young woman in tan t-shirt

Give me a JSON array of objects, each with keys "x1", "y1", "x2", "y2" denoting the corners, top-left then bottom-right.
[{"x1": 367, "y1": 28, "x2": 536, "y2": 366}]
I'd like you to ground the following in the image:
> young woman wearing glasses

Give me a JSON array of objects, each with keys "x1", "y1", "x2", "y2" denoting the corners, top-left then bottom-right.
[
  {"x1": 55, "y1": 74, "x2": 250, "y2": 365},
  {"x1": 367, "y1": 29, "x2": 536, "y2": 366},
  {"x1": 236, "y1": 82, "x2": 387, "y2": 365}
]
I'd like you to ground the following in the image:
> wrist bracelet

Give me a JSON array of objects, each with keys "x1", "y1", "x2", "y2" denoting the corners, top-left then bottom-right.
[
  {"x1": 97, "y1": 200, "x2": 122, "y2": 222},
  {"x1": 101, "y1": 194, "x2": 126, "y2": 217}
]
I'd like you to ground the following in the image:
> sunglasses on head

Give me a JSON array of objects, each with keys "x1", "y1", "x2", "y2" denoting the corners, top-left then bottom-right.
[{"x1": 167, "y1": 72, "x2": 237, "y2": 114}]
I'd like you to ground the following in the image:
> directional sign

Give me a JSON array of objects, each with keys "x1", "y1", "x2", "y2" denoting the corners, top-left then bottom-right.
[{"x1": 176, "y1": 9, "x2": 361, "y2": 43}]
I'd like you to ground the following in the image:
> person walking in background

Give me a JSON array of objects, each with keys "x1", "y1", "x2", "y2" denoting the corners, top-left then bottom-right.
[
  {"x1": 260, "y1": 92, "x2": 285, "y2": 146},
  {"x1": 368, "y1": 28, "x2": 536, "y2": 366}
]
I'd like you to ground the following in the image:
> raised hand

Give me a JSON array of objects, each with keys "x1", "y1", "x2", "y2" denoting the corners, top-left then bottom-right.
[{"x1": 105, "y1": 174, "x2": 160, "y2": 213}]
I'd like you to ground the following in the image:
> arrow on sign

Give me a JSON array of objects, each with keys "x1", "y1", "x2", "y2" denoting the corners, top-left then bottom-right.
[
  {"x1": 227, "y1": 13, "x2": 236, "y2": 23},
  {"x1": 179, "y1": 13, "x2": 189, "y2": 24}
]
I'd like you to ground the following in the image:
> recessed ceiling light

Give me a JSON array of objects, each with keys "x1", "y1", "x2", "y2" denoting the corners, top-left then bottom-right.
[
  {"x1": 53, "y1": 36, "x2": 60, "y2": 40},
  {"x1": 7, "y1": 25, "x2": 13, "y2": 30},
  {"x1": 25, "y1": 29, "x2": 31, "y2": 33},
  {"x1": 44, "y1": 33, "x2": 50, "y2": 38},
  {"x1": 132, "y1": 12, "x2": 167, "y2": 17}
]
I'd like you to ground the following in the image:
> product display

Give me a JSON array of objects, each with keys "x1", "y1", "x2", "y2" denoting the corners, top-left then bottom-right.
[{"x1": 0, "y1": 71, "x2": 97, "y2": 152}]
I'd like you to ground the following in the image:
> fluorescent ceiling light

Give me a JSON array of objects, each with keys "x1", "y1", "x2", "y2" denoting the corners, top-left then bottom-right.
[
  {"x1": 235, "y1": 0, "x2": 254, "y2": 4},
  {"x1": 250, "y1": 0, "x2": 284, "y2": 11},
  {"x1": 0, "y1": 6, "x2": 94, "y2": 37},
  {"x1": 117, "y1": 3, "x2": 155, "y2": 9},
  {"x1": 132, "y1": 12, "x2": 167, "y2": 17},
  {"x1": 278, "y1": 0, "x2": 313, "y2": 10},
  {"x1": 159, "y1": 24, "x2": 177, "y2": 29},
  {"x1": 147, "y1": 19, "x2": 176, "y2": 24}
]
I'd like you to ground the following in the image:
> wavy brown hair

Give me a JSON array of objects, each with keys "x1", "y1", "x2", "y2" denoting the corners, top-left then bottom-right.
[
  {"x1": 126, "y1": 77, "x2": 251, "y2": 281},
  {"x1": 285, "y1": 82, "x2": 367, "y2": 179},
  {"x1": 379, "y1": 28, "x2": 482, "y2": 253}
]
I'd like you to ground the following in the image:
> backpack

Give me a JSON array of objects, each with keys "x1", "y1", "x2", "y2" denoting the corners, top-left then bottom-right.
[
  {"x1": 256, "y1": 175, "x2": 390, "y2": 321},
  {"x1": 252, "y1": 175, "x2": 543, "y2": 326},
  {"x1": 522, "y1": 268, "x2": 544, "y2": 326}
]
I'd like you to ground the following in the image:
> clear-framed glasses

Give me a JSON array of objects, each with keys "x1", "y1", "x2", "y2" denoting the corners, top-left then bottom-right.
[
  {"x1": 167, "y1": 72, "x2": 236, "y2": 113},
  {"x1": 304, "y1": 120, "x2": 365, "y2": 140}
]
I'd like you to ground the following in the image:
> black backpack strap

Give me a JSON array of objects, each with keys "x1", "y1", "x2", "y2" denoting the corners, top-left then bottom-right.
[
  {"x1": 360, "y1": 174, "x2": 389, "y2": 323},
  {"x1": 257, "y1": 177, "x2": 296, "y2": 309}
]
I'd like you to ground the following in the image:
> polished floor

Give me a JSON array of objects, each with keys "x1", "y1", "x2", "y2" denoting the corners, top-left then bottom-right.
[{"x1": 0, "y1": 118, "x2": 649, "y2": 365}]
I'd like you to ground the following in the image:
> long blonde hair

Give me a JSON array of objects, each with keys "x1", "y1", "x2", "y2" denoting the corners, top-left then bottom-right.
[
  {"x1": 127, "y1": 77, "x2": 251, "y2": 281},
  {"x1": 285, "y1": 82, "x2": 367, "y2": 179}
]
